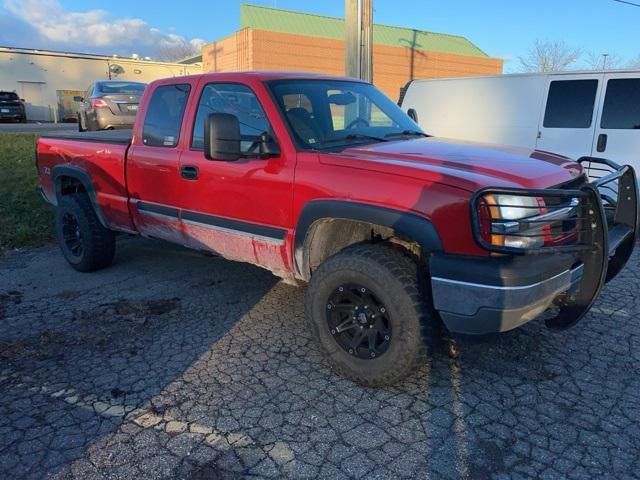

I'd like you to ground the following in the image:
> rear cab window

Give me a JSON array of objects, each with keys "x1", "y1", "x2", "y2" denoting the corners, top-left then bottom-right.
[
  {"x1": 601, "y1": 78, "x2": 640, "y2": 130},
  {"x1": 142, "y1": 84, "x2": 191, "y2": 147},
  {"x1": 543, "y1": 79, "x2": 599, "y2": 128}
]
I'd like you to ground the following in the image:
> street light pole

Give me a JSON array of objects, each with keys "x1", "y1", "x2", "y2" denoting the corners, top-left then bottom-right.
[{"x1": 345, "y1": 0, "x2": 373, "y2": 82}]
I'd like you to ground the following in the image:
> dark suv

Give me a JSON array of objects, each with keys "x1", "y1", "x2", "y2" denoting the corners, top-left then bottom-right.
[
  {"x1": 75, "y1": 80, "x2": 147, "y2": 131},
  {"x1": 0, "y1": 91, "x2": 26, "y2": 123}
]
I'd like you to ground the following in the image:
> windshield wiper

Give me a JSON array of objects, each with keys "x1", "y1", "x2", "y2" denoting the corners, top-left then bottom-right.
[
  {"x1": 318, "y1": 133, "x2": 389, "y2": 147},
  {"x1": 384, "y1": 130, "x2": 429, "y2": 139}
]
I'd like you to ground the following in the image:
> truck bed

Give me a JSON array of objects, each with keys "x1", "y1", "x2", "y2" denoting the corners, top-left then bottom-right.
[
  {"x1": 40, "y1": 128, "x2": 132, "y2": 145},
  {"x1": 37, "y1": 129, "x2": 135, "y2": 233}
]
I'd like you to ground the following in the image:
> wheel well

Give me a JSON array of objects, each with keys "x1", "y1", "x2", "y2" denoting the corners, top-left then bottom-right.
[
  {"x1": 301, "y1": 218, "x2": 421, "y2": 280},
  {"x1": 58, "y1": 175, "x2": 87, "y2": 197}
]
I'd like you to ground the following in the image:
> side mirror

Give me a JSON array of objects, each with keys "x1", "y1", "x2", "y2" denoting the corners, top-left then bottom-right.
[
  {"x1": 73, "y1": 96, "x2": 83, "y2": 102},
  {"x1": 204, "y1": 113, "x2": 241, "y2": 161},
  {"x1": 407, "y1": 108, "x2": 419, "y2": 123}
]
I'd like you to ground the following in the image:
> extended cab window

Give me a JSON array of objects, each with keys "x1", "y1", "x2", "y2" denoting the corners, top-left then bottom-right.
[
  {"x1": 543, "y1": 80, "x2": 598, "y2": 128},
  {"x1": 142, "y1": 84, "x2": 191, "y2": 147},
  {"x1": 601, "y1": 79, "x2": 640, "y2": 129},
  {"x1": 192, "y1": 83, "x2": 271, "y2": 151}
]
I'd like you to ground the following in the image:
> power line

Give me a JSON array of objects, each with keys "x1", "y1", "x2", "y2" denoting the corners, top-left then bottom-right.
[{"x1": 613, "y1": 0, "x2": 640, "y2": 7}]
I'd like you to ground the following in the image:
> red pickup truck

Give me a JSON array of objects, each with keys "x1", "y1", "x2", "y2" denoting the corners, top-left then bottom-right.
[{"x1": 37, "y1": 72, "x2": 638, "y2": 386}]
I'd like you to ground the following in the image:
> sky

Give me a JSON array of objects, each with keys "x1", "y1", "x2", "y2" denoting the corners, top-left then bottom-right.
[{"x1": 0, "y1": 0, "x2": 639, "y2": 71}]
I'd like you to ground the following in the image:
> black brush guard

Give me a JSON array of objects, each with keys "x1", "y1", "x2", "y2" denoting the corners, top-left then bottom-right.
[{"x1": 471, "y1": 157, "x2": 638, "y2": 330}]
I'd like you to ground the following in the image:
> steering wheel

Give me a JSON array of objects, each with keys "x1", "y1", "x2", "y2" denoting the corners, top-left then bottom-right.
[{"x1": 345, "y1": 117, "x2": 370, "y2": 130}]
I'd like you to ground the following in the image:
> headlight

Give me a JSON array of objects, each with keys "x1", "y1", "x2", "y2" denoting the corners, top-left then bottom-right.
[
  {"x1": 474, "y1": 189, "x2": 586, "y2": 253},
  {"x1": 477, "y1": 193, "x2": 545, "y2": 250},
  {"x1": 493, "y1": 194, "x2": 542, "y2": 220}
]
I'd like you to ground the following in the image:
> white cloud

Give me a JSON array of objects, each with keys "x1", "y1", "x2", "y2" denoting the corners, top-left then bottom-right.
[{"x1": 3, "y1": 0, "x2": 205, "y2": 58}]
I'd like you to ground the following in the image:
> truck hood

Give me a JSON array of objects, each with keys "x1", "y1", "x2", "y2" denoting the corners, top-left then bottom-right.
[{"x1": 321, "y1": 137, "x2": 584, "y2": 192}]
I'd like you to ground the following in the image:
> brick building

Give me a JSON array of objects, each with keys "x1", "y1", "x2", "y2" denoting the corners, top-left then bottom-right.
[{"x1": 202, "y1": 4, "x2": 503, "y2": 101}]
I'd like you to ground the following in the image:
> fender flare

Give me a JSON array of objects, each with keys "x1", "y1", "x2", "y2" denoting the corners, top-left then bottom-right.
[
  {"x1": 294, "y1": 199, "x2": 443, "y2": 278},
  {"x1": 51, "y1": 165, "x2": 108, "y2": 228}
]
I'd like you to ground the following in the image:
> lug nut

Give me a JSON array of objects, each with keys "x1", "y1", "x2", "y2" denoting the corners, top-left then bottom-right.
[
  {"x1": 380, "y1": 307, "x2": 386, "y2": 313},
  {"x1": 360, "y1": 288, "x2": 366, "y2": 293},
  {"x1": 369, "y1": 325, "x2": 373, "y2": 328},
  {"x1": 327, "y1": 304, "x2": 332, "y2": 310},
  {"x1": 591, "y1": 223, "x2": 597, "y2": 229},
  {"x1": 384, "y1": 335, "x2": 390, "y2": 340},
  {"x1": 370, "y1": 352, "x2": 376, "y2": 358},
  {"x1": 338, "y1": 286, "x2": 344, "y2": 292},
  {"x1": 348, "y1": 349, "x2": 354, "y2": 354},
  {"x1": 331, "y1": 329, "x2": 336, "y2": 335}
]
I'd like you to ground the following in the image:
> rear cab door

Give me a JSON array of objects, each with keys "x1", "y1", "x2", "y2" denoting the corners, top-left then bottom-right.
[
  {"x1": 536, "y1": 73, "x2": 603, "y2": 160},
  {"x1": 591, "y1": 72, "x2": 640, "y2": 175},
  {"x1": 126, "y1": 78, "x2": 195, "y2": 245}
]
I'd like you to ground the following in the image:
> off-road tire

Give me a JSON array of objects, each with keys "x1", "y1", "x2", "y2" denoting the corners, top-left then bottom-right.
[
  {"x1": 55, "y1": 193, "x2": 115, "y2": 272},
  {"x1": 305, "y1": 243, "x2": 434, "y2": 387}
]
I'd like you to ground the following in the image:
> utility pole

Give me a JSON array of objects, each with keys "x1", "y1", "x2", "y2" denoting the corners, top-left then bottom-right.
[{"x1": 345, "y1": 0, "x2": 373, "y2": 82}]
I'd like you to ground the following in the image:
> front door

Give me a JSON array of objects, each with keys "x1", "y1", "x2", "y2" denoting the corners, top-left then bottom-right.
[
  {"x1": 127, "y1": 82, "x2": 193, "y2": 246},
  {"x1": 177, "y1": 81, "x2": 296, "y2": 275},
  {"x1": 536, "y1": 74, "x2": 603, "y2": 160},
  {"x1": 591, "y1": 73, "x2": 640, "y2": 175}
]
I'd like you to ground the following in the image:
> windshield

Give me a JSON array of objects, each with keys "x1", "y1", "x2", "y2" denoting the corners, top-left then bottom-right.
[
  {"x1": 268, "y1": 80, "x2": 424, "y2": 150},
  {"x1": 97, "y1": 82, "x2": 147, "y2": 94},
  {"x1": 0, "y1": 92, "x2": 19, "y2": 101}
]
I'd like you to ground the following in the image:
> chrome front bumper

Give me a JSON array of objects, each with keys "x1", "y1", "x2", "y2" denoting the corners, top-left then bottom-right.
[{"x1": 431, "y1": 263, "x2": 583, "y2": 335}]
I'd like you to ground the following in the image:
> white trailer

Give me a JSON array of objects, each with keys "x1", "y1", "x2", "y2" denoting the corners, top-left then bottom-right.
[{"x1": 400, "y1": 70, "x2": 640, "y2": 175}]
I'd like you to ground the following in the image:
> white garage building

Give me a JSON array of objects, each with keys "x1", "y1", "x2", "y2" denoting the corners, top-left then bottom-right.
[{"x1": 0, "y1": 47, "x2": 202, "y2": 122}]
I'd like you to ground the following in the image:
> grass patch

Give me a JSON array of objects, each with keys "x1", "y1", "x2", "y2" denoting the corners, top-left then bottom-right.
[{"x1": 0, "y1": 133, "x2": 53, "y2": 250}]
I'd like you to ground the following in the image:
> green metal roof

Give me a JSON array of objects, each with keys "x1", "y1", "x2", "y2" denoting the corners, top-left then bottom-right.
[{"x1": 239, "y1": 4, "x2": 489, "y2": 58}]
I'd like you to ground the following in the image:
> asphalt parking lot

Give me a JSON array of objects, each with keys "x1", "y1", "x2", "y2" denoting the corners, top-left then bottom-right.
[{"x1": 1, "y1": 237, "x2": 639, "y2": 479}]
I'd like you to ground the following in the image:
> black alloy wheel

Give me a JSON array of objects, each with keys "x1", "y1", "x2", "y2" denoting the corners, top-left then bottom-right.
[
  {"x1": 54, "y1": 193, "x2": 116, "y2": 272},
  {"x1": 305, "y1": 243, "x2": 435, "y2": 386},
  {"x1": 326, "y1": 283, "x2": 392, "y2": 359},
  {"x1": 61, "y1": 211, "x2": 84, "y2": 258}
]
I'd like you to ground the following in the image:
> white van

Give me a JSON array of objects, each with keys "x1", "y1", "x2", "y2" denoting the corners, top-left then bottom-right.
[{"x1": 400, "y1": 70, "x2": 640, "y2": 174}]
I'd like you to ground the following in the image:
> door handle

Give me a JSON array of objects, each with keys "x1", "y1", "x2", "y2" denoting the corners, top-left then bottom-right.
[
  {"x1": 596, "y1": 133, "x2": 608, "y2": 153},
  {"x1": 180, "y1": 165, "x2": 199, "y2": 180}
]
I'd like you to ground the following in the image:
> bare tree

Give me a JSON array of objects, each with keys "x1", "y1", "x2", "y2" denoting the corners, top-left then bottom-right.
[
  {"x1": 628, "y1": 55, "x2": 640, "y2": 68},
  {"x1": 584, "y1": 52, "x2": 622, "y2": 70},
  {"x1": 155, "y1": 40, "x2": 201, "y2": 62},
  {"x1": 518, "y1": 40, "x2": 582, "y2": 73}
]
